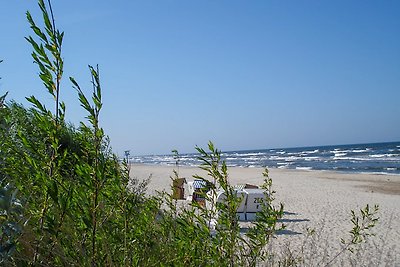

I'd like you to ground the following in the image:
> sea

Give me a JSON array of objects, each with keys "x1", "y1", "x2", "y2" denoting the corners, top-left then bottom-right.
[{"x1": 130, "y1": 141, "x2": 400, "y2": 175}]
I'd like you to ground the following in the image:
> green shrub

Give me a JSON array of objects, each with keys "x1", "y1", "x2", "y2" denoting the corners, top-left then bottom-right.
[{"x1": 0, "y1": 181, "x2": 24, "y2": 265}]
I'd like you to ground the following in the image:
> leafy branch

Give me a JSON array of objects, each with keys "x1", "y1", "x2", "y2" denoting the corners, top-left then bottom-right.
[
  {"x1": 324, "y1": 204, "x2": 379, "y2": 266},
  {"x1": 26, "y1": 0, "x2": 64, "y2": 122}
]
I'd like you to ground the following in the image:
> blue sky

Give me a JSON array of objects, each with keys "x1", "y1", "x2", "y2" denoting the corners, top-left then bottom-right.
[{"x1": 1, "y1": 1, "x2": 399, "y2": 155}]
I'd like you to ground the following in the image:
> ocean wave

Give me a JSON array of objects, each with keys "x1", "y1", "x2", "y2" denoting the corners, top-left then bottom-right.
[
  {"x1": 352, "y1": 149, "x2": 371, "y2": 153},
  {"x1": 278, "y1": 165, "x2": 289, "y2": 169},
  {"x1": 369, "y1": 154, "x2": 386, "y2": 158},
  {"x1": 331, "y1": 149, "x2": 370, "y2": 154},
  {"x1": 130, "y1": 142, "x2": 400, "y2": 174},
  {"x1": 332, "y1": 156, "x2": 400, "y2": 162},
  {"x1": 303, "y1": 156, "x2": 320, "y2": 161},
  {"x1": 242, "y1": 157, "x2": 262, "y2": 161},
  {"x1": 370, "y1": 153, "x2": 400, "y2": 158},
  {"x1": 269, "y1": 156, "x2": 288, "y2": 161},
  {"x1": 301, "y1": 149, "x2": 320, "y2": 154},
  {"x1": 296, "y1": 167, "x2": 313, "y2": 170},
  {"x1": 237, "y1": 152, "x2": 265, "y2": 157},
  {"x1": 332, "y1": 156, "x2": 370, "y2": 161},
  {"x1": 285, "y1": 156, "x2": 302, "y2": 162},
  {"x1": 331, "y1": 149, "x2": 352, "y2": 153}
]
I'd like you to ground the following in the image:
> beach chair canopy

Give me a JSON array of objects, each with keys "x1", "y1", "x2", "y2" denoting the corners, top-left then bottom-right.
[{"x1": 193, "y1": 179, "x2": 207, "y2": 189}]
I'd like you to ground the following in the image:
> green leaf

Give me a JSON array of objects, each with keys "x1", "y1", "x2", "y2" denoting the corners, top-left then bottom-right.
[
  {"x1": 26, "y1": 95, "x2": 48, "y2": 113},
  {"x1": 38, "y1": 0, "x2": 53, "y2": 33},
  {"x1": 69, "y1": 76, "x2": 80, "y2": 89},
  {"x1": 57, "y1": 31, "x2": 64, "y2": 45},
  {"x1": 48, "y1": 180, "x2": 58, "y2": 204},
  {"x1": 32, "y1": 25, "x2": 48, "y2": 43},
  {"x1": 208, "y1": 141, "x2": 215, "y2": 153}
]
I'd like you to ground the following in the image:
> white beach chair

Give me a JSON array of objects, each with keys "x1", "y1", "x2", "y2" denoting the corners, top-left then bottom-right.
[
  {"x1": 205, "y1": 187, "x2": 268, "y2": 223},
  {"x1": 206, "y1": 189, "x2": 247, "y2": 221},
  {"x1": 243, "y1": 188, "x2": 266, "y2": 221}
]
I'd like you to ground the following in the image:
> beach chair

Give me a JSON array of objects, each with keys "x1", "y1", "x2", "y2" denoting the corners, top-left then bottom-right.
[
  {"x1": 206, "y1": 189, "x2": 247, "y2": 221},
  {"x1": 172, "y1": 178, "x2": 186, "y2": 199},
  {"x1": 243, "y1": 188, "x2": 266, "y2": 221},
  {"x1": 191, "y1": 179, "x2": 209, "y2": 205}
]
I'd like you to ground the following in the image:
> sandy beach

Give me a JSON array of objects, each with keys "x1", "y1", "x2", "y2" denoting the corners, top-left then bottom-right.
[{"x1": 130, "y1": 164, "x2": 400, "y2": 266}]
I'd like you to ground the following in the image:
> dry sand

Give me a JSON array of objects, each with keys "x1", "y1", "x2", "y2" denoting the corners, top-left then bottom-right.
[{"x1": 130, "y1": 164, "x2": 400, "y2": 266}]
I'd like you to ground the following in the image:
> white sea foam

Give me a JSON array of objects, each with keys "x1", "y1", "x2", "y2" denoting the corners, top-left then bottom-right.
[
  {"x1": 331, "y1": 149, "x2": 351, "y2": 153},
  {"x1": 301, "y1": 149, "x2": 319, "y2": 154},
  {"x1": 285, "y1": 156, "x2": 302, "y2": 162},
  {"x1": 332, "y1": 156, "x2": 400, "y2": 162},
  {"x1": 239, "y1": 152, "x2": 264, "y2": 157},
  {"x1": 331, "y1": 149, "x2": 370, "y2": 154},
  {"x1": 351, "y1": 149, "x2": 370, "y2": 153},
  {"x1": 333, "y1": 157, "x2": 372, "y2": 161},
  {"x1": 242, "y1": 157, "x2": 260, "y2": 161},
  {"x1": 369, "y1": 154, "x2": 386, "y2": 158},
  {"x1": 296, "y1": 167, "x2": 313, "y2": 170},
  {"x1": 367, "y1": 154, "x2": 400, "y2": 161},
  {"x1": 303, "y1": 156, "x2": 320, "y2": 161},
  {"x1": 269, "y1": 156, "x2": 287, "y2": 161}
]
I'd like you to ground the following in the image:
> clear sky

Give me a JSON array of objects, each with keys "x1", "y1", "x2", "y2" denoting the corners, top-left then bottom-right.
[{"x1": 1, "y1": 1, "x2": 399, "y2": 156}]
